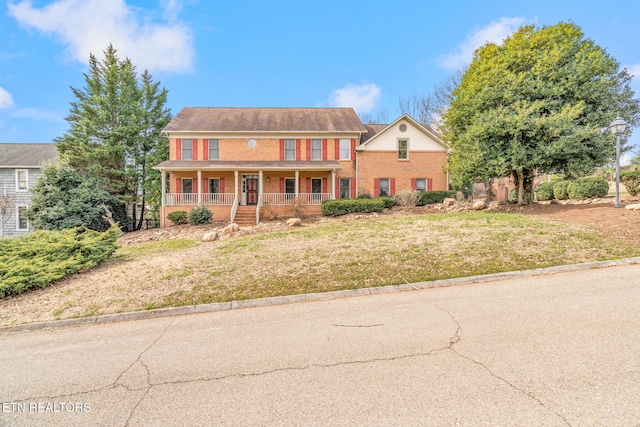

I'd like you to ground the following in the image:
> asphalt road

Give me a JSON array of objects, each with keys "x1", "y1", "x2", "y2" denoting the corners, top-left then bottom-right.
[{"x1": 1, "y1": 264, "x2": 640, "y2": 426}]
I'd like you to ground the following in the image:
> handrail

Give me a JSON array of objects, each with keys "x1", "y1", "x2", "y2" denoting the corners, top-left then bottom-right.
[
  {"x1": 256, "y1": 193, "x2": 263, "y2": 225},
  {"x1": 230, "y1": 195, "x2": 239, "y2": 224}
]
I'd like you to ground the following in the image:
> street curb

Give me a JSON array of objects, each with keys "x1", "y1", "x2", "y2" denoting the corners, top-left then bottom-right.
[{"x1": 3, "y1": 256, "x2": 640, "y2": 335}]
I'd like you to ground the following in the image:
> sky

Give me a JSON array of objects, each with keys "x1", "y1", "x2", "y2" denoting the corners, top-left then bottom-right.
[{"x1": 1, "y1": 0, "x2": 640, "y2": 158}]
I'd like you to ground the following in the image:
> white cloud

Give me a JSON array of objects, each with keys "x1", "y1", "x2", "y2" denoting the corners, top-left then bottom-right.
[
  {"x1": 328, "y1": 83, "x2": 381, "y2": 114},
  {"x1": 0, "y1": 87, "x2": 13, "y2": 108},
  {"x1": 440, "y1": 17, "x2": 528, "y2": 70},
  {"x1": 626, "y1": 64, "x2": 640, "y2": 82},
  {"x1": 7, "y1": 0, "x2": 194, "y2": 73},
  {"x1": 12, "y1": 108, "x2": 65, "y2": 122}
]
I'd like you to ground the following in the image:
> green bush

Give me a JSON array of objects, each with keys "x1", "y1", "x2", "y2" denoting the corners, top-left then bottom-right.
[
  {"x1": 568, "y1": 177, "x2": 609, "y2": 200},
  {"x1": 378, "y1": 197, "x2": 396, "y2": 209},
  {"x1": 167, "y1": 211, "x2": 188, "y2": 225},
  {"x1": 534, "y1": 182, "x2": 556, "y2": 201},
  {"x1": 621, "y1": 171, "x2": 640, "y2": 196},
  {"x1": 553, "y1": 181, "x2": 571, "y2": 200},
  {"x1": 356, "y1": 192, "x2": 372, "y2": 199},
  {"x1": 417, "y1": 190, "x2": 457, "y2": 206},
  {"x1": 0, "y1": 226, "x2": 120, "y2": 298},
  {"x1": 321, "y1": 199, "x2": 386, "y2": 216},
  {"x1": 187, "y1": 206, "x2": 212, "y2": 225}
]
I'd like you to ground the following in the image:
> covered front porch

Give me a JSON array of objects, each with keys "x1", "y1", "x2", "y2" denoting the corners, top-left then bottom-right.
[{"x1": 155, "y1": 161, "x2": 342, "y2": 226}]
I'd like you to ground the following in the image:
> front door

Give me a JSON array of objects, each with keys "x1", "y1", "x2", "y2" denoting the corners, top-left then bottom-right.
[{"x1": 246, "y1": 178, "x2": 258, "y2": 205}]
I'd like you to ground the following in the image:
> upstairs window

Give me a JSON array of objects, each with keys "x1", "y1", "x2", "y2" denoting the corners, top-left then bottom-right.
[
  {"x1": 311, "y1": 139, "x2": 322, "y2": 160},
  {"x1": 16, "y1": 170, "x2": 28, "y2": 191},
  {"x1": 182, "y1": 139, "x2": 193, "y2": 160},
  {"x1": 208, "y1": 139, "x2": 219, "y2": 160},
  {"x1": 339, "y1": 139, "x2": 351, "y2": 160},
  {"x1": 284, "y1": 139, "x2": 296, "y2": 161},
  {"x1": 398, "y1": 139, "x2": 408, "y2": 160}
]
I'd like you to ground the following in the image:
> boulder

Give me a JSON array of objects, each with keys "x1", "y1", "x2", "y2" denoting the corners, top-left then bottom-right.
[
  {"x1": 473, "y1": 200, "x2": 487, "y2": 210},
  {"x1": 286, "y1": 218, "x2": 302, "y2": 227},
  {"x1": 202, "y1": 231, "x2": 218, "y2": 242},
  {"x1": 443, "y1": 198, "x2": 456, "y2": 207},
  {"x1": 625, "y1": 203, "x2": 640, "y2": 210},
  {"x1": 222, "y1": 223, "x2": 240, "y2": 234}
]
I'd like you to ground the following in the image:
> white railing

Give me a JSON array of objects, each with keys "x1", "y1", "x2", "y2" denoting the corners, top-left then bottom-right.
[
  {"x1": 230, "y1": 196, "x2": 239, "y2": 224},
  {"x1": 165, "y1": 193, "x2": 234, "y2": 206},
  {"x1": 262, "y1": 193, "x2": 332, "y2": 206},
  {"x1": 256, "y1": 193, "x2": 263, "y2": 224}
]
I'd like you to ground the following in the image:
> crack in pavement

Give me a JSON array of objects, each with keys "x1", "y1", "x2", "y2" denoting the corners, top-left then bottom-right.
[{"x1": 431, "y1": 302, "x2": 572, "y2": 427}]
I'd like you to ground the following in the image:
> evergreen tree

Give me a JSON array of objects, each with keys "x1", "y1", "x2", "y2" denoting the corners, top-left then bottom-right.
[{"x1": 55, "y1": 44, "x2": 171, "y2": 229}]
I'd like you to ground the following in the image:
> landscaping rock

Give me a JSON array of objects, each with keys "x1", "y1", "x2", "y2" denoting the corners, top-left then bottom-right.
[
  {"x1": 286, "y1": 218, "x2": 302, "y2": 227},
  {"x1": 473, "y1": 200, "x2": 487, "y2": 210},
  {"x1": 222, "y1": 223, "x2": 240, "y2": 234},
  {"x1": 202, "y1": 231, "x2": 219, "y2": 242},
  {"x1": 625, "y1": 203, "x2": 640, "y2": 210},
  {"x1": 443, "y1": 198, "x2": 456, "y2": 207}
]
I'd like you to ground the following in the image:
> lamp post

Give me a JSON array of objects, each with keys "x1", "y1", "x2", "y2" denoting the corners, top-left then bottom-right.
[{"x1": 607, "y1": 116, "x2": 628, "y2": 208}]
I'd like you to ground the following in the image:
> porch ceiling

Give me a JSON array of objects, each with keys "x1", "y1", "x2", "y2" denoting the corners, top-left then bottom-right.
[{"x1": 153, "y1": 160, "x2": 342, "y2": 172}]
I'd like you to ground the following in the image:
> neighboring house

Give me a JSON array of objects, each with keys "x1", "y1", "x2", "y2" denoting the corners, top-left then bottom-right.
[
  {"x1": 154, "y1": 107, "x2": 448, "y2": 227},
  {"x1": 0, "y1": 143, "x2": 58, "y2": 237}
]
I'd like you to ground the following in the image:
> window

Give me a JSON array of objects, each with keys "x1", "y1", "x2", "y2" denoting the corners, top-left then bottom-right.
[
  {"x1": 182, "y1": 139, "x2": 193, "y2": 160},
  {"x1": 16, "y1": 170, "x2": 28, "y2": 191},
  {"x1": 284, "y1": 178, "x2": 295, "y2": 194},
  {"x1": 208, "y1": 139, "x2": 219, "y2": 160},
  {"x1": 339, "y1": 139, "x2": 351, "y2": 160},
  {"x1": 378, "y1": 178, "x2": 390, "y2": 196},
  {"x1": 398, "y1": 139, "x2": 408, "y2": 160},
  {"x1": 339, "y1": 178, "x2": 351, "y2": 199},
  {"x1": 415, "y1": 178, "x2": 427, "y2": 191},
  {"x1": 311, "y1": 178, "x2": 322, "y2": 194},
  {"x1": 17, "y1": 206, "x2": 28, "y2": 231},
  {"x1": 285, "y1": 139, "x2": 296, "y2": 160},
  {"x1": 311, "y1": 139, "x2": 322, "y2": 160},
  {"x1": 182, "y1": 178, "x2": 193, "y2": 193},
  {"x1": 209, "y1": 178, "x2": 220, "y2": 194}
]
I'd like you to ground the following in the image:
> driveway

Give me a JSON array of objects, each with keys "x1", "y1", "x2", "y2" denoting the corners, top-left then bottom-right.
[{"x1": 1, "y1": 264, "x2": 640, "y2": 426}]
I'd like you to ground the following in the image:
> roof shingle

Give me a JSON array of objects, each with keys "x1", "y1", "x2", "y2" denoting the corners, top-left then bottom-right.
[{"x1": 0, "y1": 143, "x2": 58, "y2": 167}]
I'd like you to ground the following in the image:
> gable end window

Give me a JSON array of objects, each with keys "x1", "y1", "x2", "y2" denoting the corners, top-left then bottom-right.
[
  {"x1": 182, "y1": 139, "x2": 193, "y2": 160},
  {"x1": 284, "y1": 139, "x2": 296, "y2": 161},
  {"x1": 398, "y1": 139, "x2": 408, "y2": 160},
  {"x1": 208, "y1": 139, "x2": 219, "y2": 160},
  {"x1": 16, "y1": 169, "x2": 28, "y2": 191}
]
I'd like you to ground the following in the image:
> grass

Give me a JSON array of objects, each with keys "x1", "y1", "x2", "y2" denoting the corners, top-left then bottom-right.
[
  {"x1": 115, "y1": 239, "x2": 199, "y2": 259},
  {"x1": 154, "y1": 212, "x2": 640, "y2": 308}
]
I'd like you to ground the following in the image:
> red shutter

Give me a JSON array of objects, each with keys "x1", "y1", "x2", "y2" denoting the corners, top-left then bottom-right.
[
  {"x1": 335, "y1": 177, "x2": 340, "y2": 198},
  {"x1": 175, "y1": 139, "x2": 182, "y2": 160},
  {"x1": 279, "y1": 139, "x2": 285, "y2": 160},
  {"x1": 350, "y1": 178, "x2": 356, "y2": 198},
  {"x1": 335, "y1": 139, "x2": 340, "y2": 160},
  {"x1": 351, "y1": 139, "x2": 356, "y2": 160},
  {"x1": 427, "y1": 178, "x2": 433, "y2": 191},
  {"x1": 203, "y1": 139, "x2": 209, "y2": 160},
  {"x1": 176, "y1": 178, "x2": 181, "y2": 193},
  {"x1": 296, "y1": 139, "x2": 301, "y2": 161},
  {"x1": 390, "y1": 178, "x2": 396, "y2": 196},
  {"x1": 411, "y1": 178, "x2": 417, "y2": 190},
  {"x1": 322, "y1": 139, "x2": 327, "y2": 160},
  {"x1": 220, "y1": 178, "x2": 225, "y2": 193},
  {"x1": 322, "y1": 178, "x2": 327, "y2": 193},
  {"x1": 280, "y1": 178, "x2": 284, "y2": 194},
  {"x1": 193, "y1": 139, "x2": 198, "y2": 160},
  {"x1": 306, "y1": 139, "x2": 311, "y2": 160},
  {"x1": 374, "y1": 179, "x2": 379, "y2": 197},
  {"x1": 306, "y1": 178, "x2": 311, "y2": 192}
]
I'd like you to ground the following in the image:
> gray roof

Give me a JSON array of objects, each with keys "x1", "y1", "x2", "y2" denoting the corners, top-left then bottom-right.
[
  {"x1": 0, "y1": 143, "x2": 58, "y2": 168},
  {"x1": 164, "y1": 107, "x2": 368, "y2": 133}
]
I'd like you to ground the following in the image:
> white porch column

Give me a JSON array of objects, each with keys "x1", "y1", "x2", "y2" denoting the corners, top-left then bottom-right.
[
  {"x1": 331, "y1": 169, "x2": 336, "y2": 199},
  {"x1": 160, "y1": 170, "x2": 166, "y2": 228},
  {"x1": 258, "y1": 170, "x2": 263, "y2": 195},
  {"x1": 234, "y1": 170, "x2": 239, "y2": 198},
  {"x1": 197, "y1": 170, "x2": 202, "y2": 206},
  {"x1": 294, "y1": 170, "x2": 299, "y2": 196}
]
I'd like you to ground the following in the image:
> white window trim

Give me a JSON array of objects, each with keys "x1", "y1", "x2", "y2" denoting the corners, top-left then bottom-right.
[
  {"x1": 284, "y1": 139, "x2": 296, "y2": 161},
  {"x1": 16, "y1": 169, "x2": 28, "y2": 192},
  {"x1": 398, "y1": 138, "x2": 409, "y2": 161},
  {"x1": 415, "y1": 178, "x2": 427, "y2": 192},
  {"x1": 284, "y1": 177, "x2": 296, "y2": 194},
  {"x1": 182, "y1": 178, "x2": 193, "y2": 193},
  {"x1": 339, "y1": 139, "x2": 351, "y2": 161},
  {"x1": 182, "y1": 139, "x2": 193, "y2": 160},
  {"x1": 209, "y1": 177, "x2": 220, "y2": 193},
  {"x1": 378, "y1": 178, "x2": 390, "y2": 197},
  {"x1": 16, "y1": 205, "x2": 29, "y2": 231},
  {"x1": 310, "y1": 177, "x2": 323, "y2": 193},
  {"x1": 311, "y1": 139, "x2": 322, "y2": 161}
]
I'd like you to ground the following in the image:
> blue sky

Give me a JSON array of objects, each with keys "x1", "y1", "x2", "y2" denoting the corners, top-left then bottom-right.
[{"x1": 1, "y1": 0, "x2": 639, "y2": 157}]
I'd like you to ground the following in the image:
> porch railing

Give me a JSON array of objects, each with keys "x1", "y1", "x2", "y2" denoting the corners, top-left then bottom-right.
[
  {"x1": 230, "y1": 195, "x2": 239, "y2": 224},
  {"x1": 165, "y1": 193, "x2": 234, "y2": 206},
  {"x1": 256, "y1": 193, "x2": 263, "y2": 224},
  {"x1": 261, "y1": 193, "x2": 332, "y2": 206}
]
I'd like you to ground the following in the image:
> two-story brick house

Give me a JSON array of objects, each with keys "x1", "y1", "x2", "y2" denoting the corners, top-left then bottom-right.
[
  {"x1": 154, "y1": 107, "x2": 448, "y2": 227},
  {"x1": 0, "y1": 143, "x2": 58, "y2": 237}
]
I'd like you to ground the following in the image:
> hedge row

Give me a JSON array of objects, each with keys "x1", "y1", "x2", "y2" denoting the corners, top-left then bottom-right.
[
  {"x1": 534, "y1": 177, "x2": 609, "y2": 201},
  {"x1": 321, "y1": 198, "x2": 387, "y2": 216},
  {"x1": 417, "y1": 190, "x2": 457, "y2": 206},
  {"x1": 167, "y1": 207, "x2": 213, "y2": 225}
]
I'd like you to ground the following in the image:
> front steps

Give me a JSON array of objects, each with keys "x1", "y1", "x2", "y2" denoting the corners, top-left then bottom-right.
[{"x1": 233, "y1": 206, "x2": 257, "y2": 226}]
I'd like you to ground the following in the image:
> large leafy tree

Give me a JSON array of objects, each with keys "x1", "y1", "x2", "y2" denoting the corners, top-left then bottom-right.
[
  {"x1": 55, "y1": 44, "x2": 171, "y2": 229},
  {"x1": 443, "y1": 22, "x2": 640, "y2": 204}
]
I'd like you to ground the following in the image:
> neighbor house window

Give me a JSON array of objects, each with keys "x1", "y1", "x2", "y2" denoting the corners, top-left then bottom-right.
[
  {"x1": 209, "y1": 178, "x2": 220, "y2": 194},
  {"x1": 311, "y1": 139, "x2": 322, "y2": 160},
  {"x1": 182, "y1": 178, "x2": 193, "y2": 193},
  {"x1": 398, "y1": 139, "x2": 408, "y2": 160},
  {"x1": 415, "y1": 178, "x2": 427, "y2": 191},
  {"x1": 16, "y1": 170, "x2": 28, "y2": 191},
  {"x1": 16, "y1": 205, "x2": 28, "y2": 231},
  {"x1": 339, "y1": 139, "x2": 351, "y2": 160},
  {"x1": 285, "y1": 139, "x2": 296, "y2": 160},
  {"x1": 208, "y1": 139, "x2": 219, "y2": 160},
  {"x1": 182, "y1": 139, "x2": 193, "y2": 160},
  {"x1": 339, "y1": 178, "x2": 350, "y2": 199},
  {"x1": 378, "y1": 178, "x2": 390, "y2": 196}
]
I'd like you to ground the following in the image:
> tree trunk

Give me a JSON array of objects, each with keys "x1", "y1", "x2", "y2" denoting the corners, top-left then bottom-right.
[
  {"x1": 136, "y1": 194, "x2": 146, "y2": 231},
  {"x1": 131, "y1": 202, "x2": 137, "y2": 232},
  {"x1": 517, "y1": 171, "x2": 525, "y2": 204}
]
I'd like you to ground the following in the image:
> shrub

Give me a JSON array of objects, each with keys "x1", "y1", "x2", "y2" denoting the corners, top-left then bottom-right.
[
  {"x1": 392, "y1": 189, "x2": 420, "y2": 207},
  {"x1": 0, "y1": 226, "x2": 120, "y2": 298},
  {"x1": 568, "y1": 177, "x2": 609, "y2": 200},
  {"x1": 167, "y1": 211, "x2": 188, "y2": 225},
  {"x1": 356, "y1": 192, "x2": 372, "y2": 199},
  {"x1": 553, "y1": 181, "x2": 571, "y2": 200},
  {"x1": 378, "y1": 196, "x2": 396, "y2": 209},
  {"x1": 417, "y1": 190, "x2": 457, "y2": 206},
  {"x1": 187, "y1": 206, "x2": 212, "y2": 225},
  {"x1": 621, "y1": 171, "x2": 640, "y2": 196},
  {"x1": 534, "y1": 182, "x2": 556, "y2": 201},
  {"x1": 321, "y1": 199, "x2": 386, "y2": 216}
]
